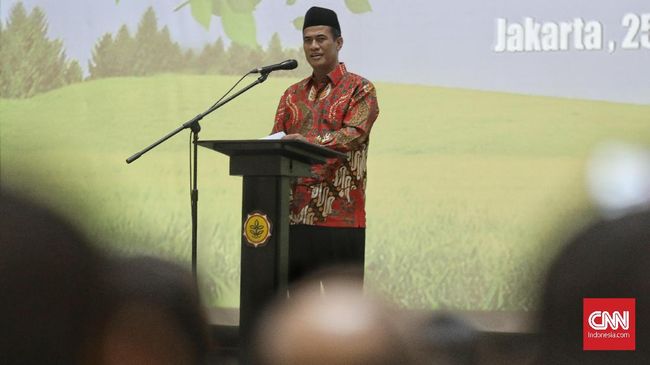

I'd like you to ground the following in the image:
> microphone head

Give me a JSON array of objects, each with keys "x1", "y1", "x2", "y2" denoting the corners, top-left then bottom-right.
[
  {"x1": 251, "y1": 59, "x2": 299, "y2": 74},
  {"x1": 281, "y1": 59, "x2": 298, "y2": 70}
]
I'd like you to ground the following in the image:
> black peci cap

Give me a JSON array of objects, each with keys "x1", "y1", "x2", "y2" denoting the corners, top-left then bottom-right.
[{"x1": 303, "y1": 6, "x2": 340, "y2": 33}]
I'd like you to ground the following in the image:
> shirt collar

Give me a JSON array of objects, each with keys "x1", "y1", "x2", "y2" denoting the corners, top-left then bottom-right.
[{"x1": 310, "y1": 62, "x2": 347, "y2": 87}]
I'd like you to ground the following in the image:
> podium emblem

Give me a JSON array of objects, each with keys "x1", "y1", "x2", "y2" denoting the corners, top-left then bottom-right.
[{"x1": 243, "y1": 211, "x2": 272, "y2": 247}]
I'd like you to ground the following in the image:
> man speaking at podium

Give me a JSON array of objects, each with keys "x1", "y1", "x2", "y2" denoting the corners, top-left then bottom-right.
[{"x1": 271, "y1": 6, "x2": 380, "y2": 285}]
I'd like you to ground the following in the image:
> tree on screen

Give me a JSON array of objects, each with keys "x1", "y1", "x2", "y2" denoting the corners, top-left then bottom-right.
[
  {"x1": 0, "y1": 3, "x2": 81, "y2": 98},
  {"x1": 116, "y1": 0, "x2": 372, "y2": 49}
]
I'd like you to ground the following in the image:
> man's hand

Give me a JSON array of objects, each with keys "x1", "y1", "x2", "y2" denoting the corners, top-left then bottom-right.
[{"x1": 282, "y1": 133, "x2": 308, "y2": 142}]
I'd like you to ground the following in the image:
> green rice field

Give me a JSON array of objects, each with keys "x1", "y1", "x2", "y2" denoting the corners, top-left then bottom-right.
[{"x1": 1, "y1": 74, "x2": 649, "y2": 310}]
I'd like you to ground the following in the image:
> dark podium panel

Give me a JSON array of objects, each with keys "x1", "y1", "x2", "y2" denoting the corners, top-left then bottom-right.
[{"x1": 197, "y1": 139, "x2": 345, "y2": 352}]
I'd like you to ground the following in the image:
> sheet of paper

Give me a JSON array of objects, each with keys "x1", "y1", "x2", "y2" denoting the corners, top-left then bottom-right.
[{"x1": 259, "y1": 131, "x2": 286, "y2": 140}]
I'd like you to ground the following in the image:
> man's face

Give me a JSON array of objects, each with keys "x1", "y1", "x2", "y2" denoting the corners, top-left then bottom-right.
[{"x1": 303, "y1": 25, "x2": 342, "y2": 75}]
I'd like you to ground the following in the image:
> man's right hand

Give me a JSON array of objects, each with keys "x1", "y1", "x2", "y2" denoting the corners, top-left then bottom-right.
[{"x1": 282, "y1": 133, "x2": 308, "y2": 142}]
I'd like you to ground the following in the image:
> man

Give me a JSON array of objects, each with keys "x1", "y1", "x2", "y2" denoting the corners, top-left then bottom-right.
[{"x1": 271, "y1": 6, "x2": 380, "y2": 284}]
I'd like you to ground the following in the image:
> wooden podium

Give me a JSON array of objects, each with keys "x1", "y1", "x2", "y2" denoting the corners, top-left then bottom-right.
[{"x1": 197, "y1": 139, "x2": 345, "y2": 350}]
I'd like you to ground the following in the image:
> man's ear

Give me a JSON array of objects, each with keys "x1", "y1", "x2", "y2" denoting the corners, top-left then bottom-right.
[{"x1": 336, "y1": 37, "x2": 343, "y2": 51}]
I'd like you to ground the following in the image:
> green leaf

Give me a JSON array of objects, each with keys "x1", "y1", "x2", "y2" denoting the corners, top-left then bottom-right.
[
  {"x1": 220, "y1": 0, "x2": 258, "y2": 48},
  {"x1": 286, "y1": 0, "x2": 297, "y2": 5},
  {"x1": 344, "y1": 0, "x2": 372, "y2": 13},
  {"x1": 224, "y1": 0, "x2": 259, "y2": 13},
  {"x1": 292, "y1": 16, "x2": 304, "y2": 30},
  {"x1": 190, "y1": 0, "x2": 213, "y2": 29},
  {"x1": 211, "y1": 0, "x2": 222, "y2": 16}
]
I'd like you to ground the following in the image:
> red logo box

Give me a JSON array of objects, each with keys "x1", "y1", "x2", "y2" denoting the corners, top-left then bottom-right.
[{"x1": 583, "y1": 298, "x2": 635, "y2": 351}]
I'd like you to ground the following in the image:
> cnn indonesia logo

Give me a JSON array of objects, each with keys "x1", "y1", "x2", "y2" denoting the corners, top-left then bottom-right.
[{"x1": 583, "y1": 298, "x2": 635, "y2": 351}]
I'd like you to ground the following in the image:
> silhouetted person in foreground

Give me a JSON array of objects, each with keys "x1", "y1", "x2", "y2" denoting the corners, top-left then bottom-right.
[
  {"x1": 254, "y1": 273, "x2": 418, "y2": 365},
  {"x1": 1, "y1": 189, "x2": 211, "y2": 364},
  {"x1": 100, "y1": 256, "x2": 210, "y2": 365},
  {"x1": 537, "y1": 210, "x2": 650, "y2": 364},
  {"x1": 0, "y1": 190, "x2": 110, "y2": 364}
]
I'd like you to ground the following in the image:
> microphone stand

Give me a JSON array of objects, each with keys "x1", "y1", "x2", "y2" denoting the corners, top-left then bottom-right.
[{"x1": 126, "y1": 72, "x2": 270, "y2": 280}]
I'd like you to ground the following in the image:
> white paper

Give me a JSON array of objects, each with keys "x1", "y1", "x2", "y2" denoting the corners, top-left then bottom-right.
[{"x1": 259, "y1": 131, "x2": 286, "y2": 140}]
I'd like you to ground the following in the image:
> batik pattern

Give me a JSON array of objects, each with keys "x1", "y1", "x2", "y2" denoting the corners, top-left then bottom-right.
[{"x1": 272, "y1": 63, "x2": 379, "y2": 227}]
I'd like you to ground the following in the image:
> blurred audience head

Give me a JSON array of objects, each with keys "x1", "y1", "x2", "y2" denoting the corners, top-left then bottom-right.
[
  {"x1": 587, "y1": 142, "x2": 650, "y2": 218},
  {"x1": 0, "y1": 189, "x2": 110, "y2": 364},
  {"x1": 420, "y1": 313, "x2": 478, "y2": 365},
  {"x1": 100, "y1": 255, "x2": 210, "y2": 365},
  {"x1": 254, "y1": 271, "x2": 416, "y2": 365},
  {"x1": 1, "y1": 188, "x2": 210, "y2": 364},
  {"x1": 538, "y1": 210, "x2": 650, "y2": 364}
]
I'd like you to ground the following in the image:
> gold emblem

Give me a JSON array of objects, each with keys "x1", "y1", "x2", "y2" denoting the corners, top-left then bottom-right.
[{"x1": 243, "y1": 212, "x2": 272, "y2": 247}]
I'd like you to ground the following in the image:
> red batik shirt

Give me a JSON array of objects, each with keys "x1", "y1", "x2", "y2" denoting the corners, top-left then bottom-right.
[{"x1": 272, "y1": 63, "x2": 379, "y2": 228}]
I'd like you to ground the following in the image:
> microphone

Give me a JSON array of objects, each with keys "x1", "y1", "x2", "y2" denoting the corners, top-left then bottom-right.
[{"x1": 251, "y1": 59, "x2": 298, "y2": 74}]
